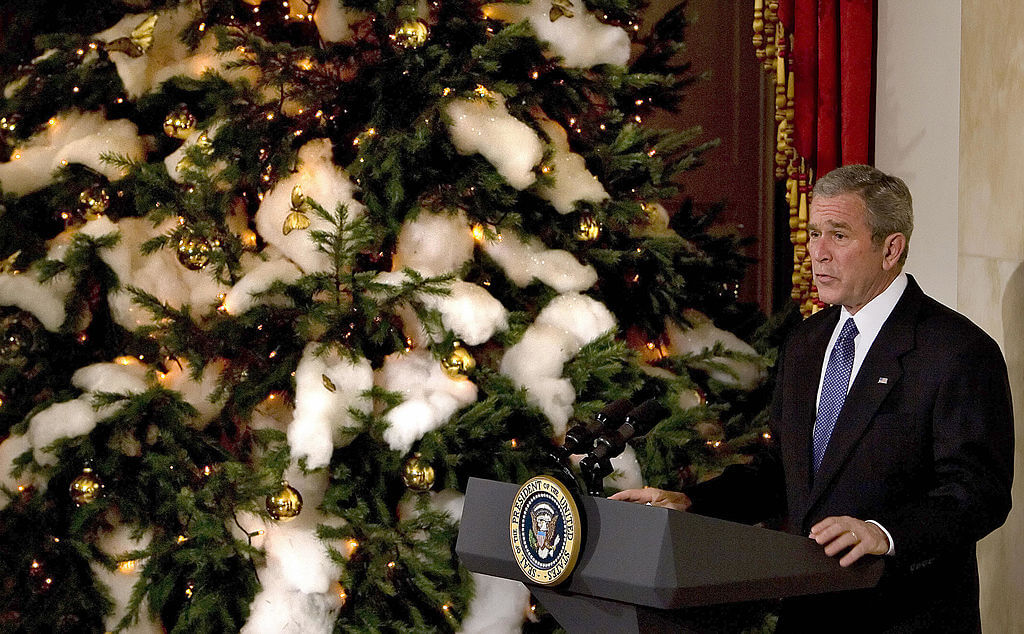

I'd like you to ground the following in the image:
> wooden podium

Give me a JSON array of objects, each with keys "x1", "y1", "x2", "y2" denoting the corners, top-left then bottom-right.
[{"x1": 456, "y1": 477, "x2": 883, "y2": 633}]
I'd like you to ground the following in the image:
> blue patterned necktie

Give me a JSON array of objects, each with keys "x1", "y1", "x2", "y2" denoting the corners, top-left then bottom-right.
[{"x1": 812, "y1": 317, "x2": 859, "y2": 471}]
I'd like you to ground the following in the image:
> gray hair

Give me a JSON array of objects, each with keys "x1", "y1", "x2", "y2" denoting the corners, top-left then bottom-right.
[{"x1": 813, "y1": 164, "x2": 913, "y2": 264}]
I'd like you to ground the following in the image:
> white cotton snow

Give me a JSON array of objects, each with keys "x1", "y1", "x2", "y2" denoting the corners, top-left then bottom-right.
[
  {"x1": 535, "y1": 293, "x2": 618, "y2": 346},
  {"x1": 535, "y1": 118, "x2": 608, "y2": 214},
  {"x1": 388, "y1": 209, "x2": 507, "y2": 345},
  {"x1": 390, "y1": 489, "x2": 530, "y2": 633},
  {"x1": 288, "y1": 345, "x2": 373, "y2": 469},
  {"x1": 426, "y1": 280, "x2": 508, "y2": 346},
  {"x1": 313, "y1": 2, "x2": 367, "y2": 42},
  {"x1": 0, "y1": 110, "x2": 147, "y2": 196},
  {"x1": 483, "y1": 0, "x2": 631, "y2": 68},
  {"x1": 3, "y1": 75, "x2": 28, "y2": 100},
  {"x1": 459, "y1": 573, "x2": 532, "y2": 634},
  {"x1": 222, "y1": 257, "x2": 303, "y2": 315},
  {"x1": 264, "y1": 526, "x2": 341, "y2": 595},
  {"x1": 0, "y1": 271, "x2": 70, "y2": 332},
  {"x1": 242, "y1": 574, "x2": 344, "y2": 634},
  {"x1": 91, "y1": 525, "x2": 161, "y2": 633},
  {"x1": 0, "y1": 237, "x2": 76, "y2": 331},
  {"x1": 163, "y1": 122, "x2": 228, "y2": 186},
  {"x1": 0, "y1": 433, "x2": 39, "y2": 510},
  {"x1": 71, "y1": 359, "x2": 150, "y2": 395},
  {"x1": 605, "y1": 444, "x2": 643, "y2": 491},
  {"x1": 446, "y1": 94, "x2": 543, "y2": 190},
  {"x1": 95, "y1": 4, "x2": 249, "y2": 100},
  {"x1": 500, "y1": 293, "x2": 616, "y2": 436},
  {"x1": 375, "y1": 271, "x2": 508, "y2": 347},
  {"x1": 375, "y1": 349, "x2": 478, "y2": 453},
  {"x1": 159, "y1": 358, "x2": 227, "y2": 429},
  {"x1": 254, "y1": 139, "x2": 365, "y2": 274},
  {"x1": 239, "y1": 468, "x2": 345, "y2": 634},
  {"x1": 27, "y1": 399, "x2": 102, "y2": 467},
  {"x1": 664, "y1": 310, "x2": 765, "y2": 389},
  {"x1": 392, "y1": 209, "x2": 476, "y2": 276},
  {"x1": 480, "y1": 229, "x2": 597, "y2": 293},
  {"x1": 80, "y1": 216, "x2": 229, "y2": 331},
  {"x1": 26, "y1": 361, "x2": 149, "y2": 466}
]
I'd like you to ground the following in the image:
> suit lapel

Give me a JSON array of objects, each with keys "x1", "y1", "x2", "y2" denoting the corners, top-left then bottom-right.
[
  {"x1": 803, "y1": 280, "x2": 923, "y2": 518},
  {"x1": 788, "y1": 308, "x2": 839, "y2": 502}
]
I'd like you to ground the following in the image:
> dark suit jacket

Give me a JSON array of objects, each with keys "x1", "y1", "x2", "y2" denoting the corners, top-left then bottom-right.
[{"x1": 687, "y1": 276, "x2": 1014, "y2": 632}]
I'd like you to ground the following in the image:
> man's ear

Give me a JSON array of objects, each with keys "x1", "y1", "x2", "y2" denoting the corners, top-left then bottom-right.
[{"x1": 881, "y1": 233, "x2": 906, "y2": 270}]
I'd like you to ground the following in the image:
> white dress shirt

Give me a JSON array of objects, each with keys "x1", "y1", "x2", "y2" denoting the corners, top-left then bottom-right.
[{"x1": 814, "y1": 272, "x2": 908, "y2": 555}]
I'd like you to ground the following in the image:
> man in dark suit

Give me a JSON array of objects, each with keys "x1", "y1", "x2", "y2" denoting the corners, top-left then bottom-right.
[{"x1": 612, "y1": 165, "x2": 1014, "y2": 632}]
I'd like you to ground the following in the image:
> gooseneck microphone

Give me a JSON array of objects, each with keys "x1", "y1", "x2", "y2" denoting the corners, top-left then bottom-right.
[
  {"x1": 549, "y1": 399, "x2": 633, "y2": 489},
  {"x1": 579, "y1": 398, "x2": 670, "y2": 496}
]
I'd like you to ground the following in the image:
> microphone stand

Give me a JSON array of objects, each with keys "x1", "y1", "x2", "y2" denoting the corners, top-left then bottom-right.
[
  {"x1": 548, "y1": 399, "x2": 633, "y2": 493},
  {"x1": 579, "y1": 398, "x2": 669, "y2": 496}
]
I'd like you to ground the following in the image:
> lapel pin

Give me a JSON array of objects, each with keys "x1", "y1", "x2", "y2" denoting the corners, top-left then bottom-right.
[{"x1": 878, "y1": 377, "x2": 888, "y2": 384}]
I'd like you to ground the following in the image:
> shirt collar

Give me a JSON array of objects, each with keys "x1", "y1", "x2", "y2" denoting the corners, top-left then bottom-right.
[{"x1": 839, "y1": 272, "x2": 908, "y2": 342}]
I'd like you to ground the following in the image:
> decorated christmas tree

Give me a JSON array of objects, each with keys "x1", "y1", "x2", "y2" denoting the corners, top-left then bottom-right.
[{"x1": 0, "y1": 1, "x2": 777, "y2": 631}]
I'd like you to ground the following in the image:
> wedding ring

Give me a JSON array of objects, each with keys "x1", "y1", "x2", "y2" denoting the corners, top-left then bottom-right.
[{"x1": 848, "y1": 530, "x2": 859, "y2": 543}]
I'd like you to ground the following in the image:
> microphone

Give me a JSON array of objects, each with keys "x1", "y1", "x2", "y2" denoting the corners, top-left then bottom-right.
[
  {"x1": 549, "y1": 399, "x2": 633, "y2": 489},
  {"x1": 560, "y1": 398, "x2": 633, "y2": 457},
  {"x1": 579, "y1": 398, "x2": 670, "y2": 495}
]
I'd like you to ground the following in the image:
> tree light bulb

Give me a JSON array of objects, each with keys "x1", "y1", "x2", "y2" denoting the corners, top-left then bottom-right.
[{"x1": 345, "y1": 539, "x2": 359, "y2": 557}]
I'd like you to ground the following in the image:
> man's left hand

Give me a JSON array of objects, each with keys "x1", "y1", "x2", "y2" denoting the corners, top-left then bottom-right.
[{"x1": 810, "y1": 516, "x2": 890, "y2": 567}]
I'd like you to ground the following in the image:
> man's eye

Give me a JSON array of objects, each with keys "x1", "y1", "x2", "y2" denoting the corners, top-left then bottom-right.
[{"x1": 834, "y1": 233, "x2": 845, "y2": 240}]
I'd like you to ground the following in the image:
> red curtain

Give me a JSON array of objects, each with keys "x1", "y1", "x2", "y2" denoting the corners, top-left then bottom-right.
[{"x1": 779, "y1": 0, "x2": 875, "y2": 176}]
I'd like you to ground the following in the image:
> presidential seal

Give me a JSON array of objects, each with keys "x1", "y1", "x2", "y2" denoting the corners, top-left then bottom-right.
[{"x1": 509, "y1": 475, "x2": 582, "y2": 586}]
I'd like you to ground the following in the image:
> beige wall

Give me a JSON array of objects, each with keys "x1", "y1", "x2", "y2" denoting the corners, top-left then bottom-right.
[
  {"x1": 959, "y1": 1, "x2": 1024, "y2": 630},
  {"x1": 875, "y1": 0, "x2": 960, "y2": 308},
  {"x1": 877, "y1": 0, "x2": 1024, "y2": 631}
]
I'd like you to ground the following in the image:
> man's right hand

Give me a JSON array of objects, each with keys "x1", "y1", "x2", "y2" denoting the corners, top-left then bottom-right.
[{"x1": 609, "y1": 487, "x2": 693, "y2": 511}]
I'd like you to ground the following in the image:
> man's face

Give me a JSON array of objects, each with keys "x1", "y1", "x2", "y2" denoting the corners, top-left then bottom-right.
[{"x1": 808, "y1": 193, "x2": 902, "y2": 314}]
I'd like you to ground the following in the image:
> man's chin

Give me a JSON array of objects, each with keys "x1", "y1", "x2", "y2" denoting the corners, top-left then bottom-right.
[{"x1": 815, "y1": 289, "x2": 838, "y2": 306}]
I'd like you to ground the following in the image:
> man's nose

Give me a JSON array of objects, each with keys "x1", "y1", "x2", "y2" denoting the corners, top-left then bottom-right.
[{"x1": 810, "y1": 240, "x2": 830, "y2": 262}]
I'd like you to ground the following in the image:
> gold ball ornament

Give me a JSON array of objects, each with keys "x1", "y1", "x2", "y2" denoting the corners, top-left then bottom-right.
[
  {"x1": 441, "y1": 342, "x2": 476, "y2": 379},
  {"x1": 163, "y1": 104, "x2": 197, "y2": 140},
  {"x1": 176, "y1": 234, "x2": 212, "y2": 270},
  {"x1": 575, "y1": 213, "x2": 601, "y2": 242},
  {"x1": 266, "y1": 481, "x2": 303, "y2": 521},
  {"x1": 78, "y1": 185, "x2": 110, "y2": 220},
  {"x1": 69, "y1": 466, "x2": 103, "y2": 505},
  {"x1": 402, "y1": 453, "x2": 436, "y2": 492},
  {"x1": 392, "y1": 19, "x2": 429, "y2": 49}
]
